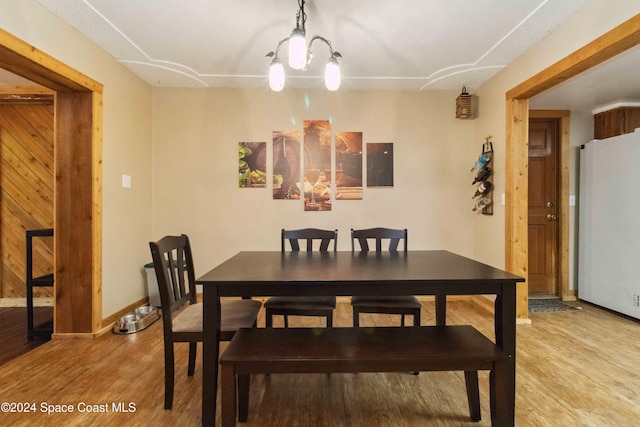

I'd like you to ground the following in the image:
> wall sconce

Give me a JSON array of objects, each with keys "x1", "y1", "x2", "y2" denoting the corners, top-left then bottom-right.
[{"x1": 456, "y1": 86, "x2": 476, "y2": 119}]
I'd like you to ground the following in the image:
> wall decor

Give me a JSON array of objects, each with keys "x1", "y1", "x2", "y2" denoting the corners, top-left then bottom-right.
[
  {"x1": 471, "y1": 136, "x2": 494, "y2": 215},
  {"x1": 238, "y1": 142, "x2": 266, "y2": 188},
  {"x1": 335, "y1": 131, "x2": 363, "y2": 200},
  {"x1": 367, "y1": 142, "x2": 394, "y2": 187},
  {"x1": 273, "y1": 131, "x2": 301, "y2": 199},
  {"x1": 303, "y1": 120, "x2": 332, "y2": 211}
]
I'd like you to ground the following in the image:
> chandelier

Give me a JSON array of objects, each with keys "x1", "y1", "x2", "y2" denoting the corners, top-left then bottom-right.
[{"x1": 266, "y1": 0, "x2": 342, "y2": 92}]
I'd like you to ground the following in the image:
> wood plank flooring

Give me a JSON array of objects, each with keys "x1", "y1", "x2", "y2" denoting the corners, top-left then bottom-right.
[
  {"x1": 0, "y1": 306, "x2": 51, "y2": 366},
  {"x1": 0, "y1": 300, "x2": 638, "y2": 426}
]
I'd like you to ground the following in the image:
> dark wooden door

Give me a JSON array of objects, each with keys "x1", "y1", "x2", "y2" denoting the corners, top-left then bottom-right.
[{"x1": 528, "y1": 119, "x2": 559, "y2": 296}]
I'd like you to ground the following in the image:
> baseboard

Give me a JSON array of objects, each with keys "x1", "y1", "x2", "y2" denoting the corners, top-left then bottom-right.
[
  {"x1": 101, "y1": 296, "x2": 150, "y2": 329},
  {"x1": 0, "y1": 297, "x2": 53, "y2": 307},
  {"x1": 51, "y1": 297, "x2": 150, "y2": 340}
]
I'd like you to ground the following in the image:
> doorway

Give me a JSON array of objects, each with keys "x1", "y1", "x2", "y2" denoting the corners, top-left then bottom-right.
[
  {"x1": 505, "y1": 16, "x2": 640, "y2": 319},
  {"x1": 528, "y1": 118, "x2": 560, "y2": 297},
  {"x1": 0, "y1": 29, "x2": 104, "y2": 336}
]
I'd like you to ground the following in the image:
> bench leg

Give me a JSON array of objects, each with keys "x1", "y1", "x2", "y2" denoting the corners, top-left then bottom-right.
[
  {"x1": 464, "y1": 370, "x2": 481, "y2": 421},
  {"x1": 221, "y1": 365, "x2": 236, "y2": 427},
  {"x1": 238, "y1": 374, "x2": 250, "y2": 422},
  {"x1": 490, "y1": 361, "x2": 509, "y2": 427}
]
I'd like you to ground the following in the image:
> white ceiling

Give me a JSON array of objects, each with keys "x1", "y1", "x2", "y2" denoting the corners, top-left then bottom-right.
[
  {"x1": 530, "y1": 43, "x2": 640, "y2": 112},
  {"x1": 5, "y1": 0, "x2": 639, "y2": 114},
  {"x1": 21, "y1": 0, "x2": 595, "y2": 92}
]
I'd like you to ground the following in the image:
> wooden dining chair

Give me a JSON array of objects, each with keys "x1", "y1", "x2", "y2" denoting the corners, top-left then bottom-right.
[
  {"x1": 264, "y1": 228, "x2": 338, "y2": 328},
  {"x1": 350, "y1": 227, "x2": 422, "y2": 327},
  {"x1": 149, "y1": 234, "x2": 262, "y2": 410}
]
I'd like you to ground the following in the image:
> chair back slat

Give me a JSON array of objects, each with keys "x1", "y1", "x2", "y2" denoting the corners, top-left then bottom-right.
[
  {"x1": 282, "y1": 228, "x2": 338, "y2": 252},
  {"x1": 149, "y1": 234, "x2": 197, "y2": 317},
  {"x1": 351, "y1": 227, "x2": 407, "y2": 253}
]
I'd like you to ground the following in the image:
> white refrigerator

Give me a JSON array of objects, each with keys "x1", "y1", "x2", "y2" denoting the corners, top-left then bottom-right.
[{"x1": 579, "y1": 129, "x2": 640, "y2": 320}]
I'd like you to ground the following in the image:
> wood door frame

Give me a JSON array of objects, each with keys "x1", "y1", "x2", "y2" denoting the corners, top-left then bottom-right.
[
  {"x1": 528, "y1": 112, "x2": 570, "y2": 299},
  {"x1": 0, "y1": 28, "x2": 103, "y2": 336},
  {"x1": 506, "y1": 15, "x2": 640, "y2": 320}
]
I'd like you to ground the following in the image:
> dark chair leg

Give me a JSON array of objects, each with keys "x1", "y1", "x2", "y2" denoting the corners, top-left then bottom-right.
[
  {"x1": 238, "y1": 374, "x2": 250, "y2": 422},
  {"x1": 353, "y1": 309, "x2": 360, "y2": 327},
  {"x1": 327, "y1": 313, "x2": 333, "y2": 328},
  {"x1": 164, "y1": 341, "x2": 175, "y2": 410},
  {"x1": 187, "y1": 342, "x2": 197, "y2": 376},
  {"x1": 465, "y1": 370, "x2": 481, "y2": 421},
  {"x1": 284, "y1": 315, "x2": 289, "y2": 328},
  {"x1": 266, "y1": 310, "x2": 273, "y2": 328}
]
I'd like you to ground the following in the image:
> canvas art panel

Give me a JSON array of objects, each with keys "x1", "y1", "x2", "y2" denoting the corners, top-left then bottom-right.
[
  {"x1": 303, "y1": 120, "x2": 332, "y2": 211},
  {"x1": 238, "y1": 142, "x2": 266, "y2": 188},
  {"x1": 272, "y1": 131, "x2": 302, "y2": 200},
  {"x1": 335, "y1": 132, "x2": 363, "y2": 200},
  {"x1": 367, "y1": 142, "x2": 394, "y2": 187}
]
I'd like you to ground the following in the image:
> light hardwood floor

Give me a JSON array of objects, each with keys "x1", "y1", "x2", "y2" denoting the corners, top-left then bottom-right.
[{"x1": 0, "y1": 300, "x2": 638, "y2": 426}]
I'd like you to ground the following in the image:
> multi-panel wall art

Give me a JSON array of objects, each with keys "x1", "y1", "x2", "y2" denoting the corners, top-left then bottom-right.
[{"x1": 239, "y1": 121, "x2": 393, "y2": 210}]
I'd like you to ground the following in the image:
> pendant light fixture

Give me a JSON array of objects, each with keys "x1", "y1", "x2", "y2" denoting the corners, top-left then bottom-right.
[{"x1": 266, "y1": 0, "x2": 342, "y2": 91}]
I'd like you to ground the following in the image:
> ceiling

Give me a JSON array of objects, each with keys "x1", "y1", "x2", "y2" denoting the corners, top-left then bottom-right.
[
  {"x1": 11, "y1": 0, "x2": 594, "y2": 92},
  {"x1": 4, "y1": 0, "x2": 639, "y2": 114},
  {"x1": 530, "y1": 43, "x2": 640, "y2": 112}
]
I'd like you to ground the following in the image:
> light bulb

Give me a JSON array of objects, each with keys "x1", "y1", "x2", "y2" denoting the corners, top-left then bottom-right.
[
  {"x1": 269, "y1": 59, "x2": 285, "y2": 92},
  {"x1": 324, "y1": 57, "x2": 341, "y2": 91},
  {"x1": 288, "y1": 28, "x2": 307, "y2": 70}
]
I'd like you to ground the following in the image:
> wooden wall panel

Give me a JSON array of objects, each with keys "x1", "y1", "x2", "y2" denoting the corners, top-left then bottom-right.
[{"x1": 0, "y1": 103, "x2": 54, "y2": 299}]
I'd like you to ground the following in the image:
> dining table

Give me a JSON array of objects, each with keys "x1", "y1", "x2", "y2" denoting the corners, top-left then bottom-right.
[{"x1": 196, "y1": 250, "x2": 524, "y2": 426}]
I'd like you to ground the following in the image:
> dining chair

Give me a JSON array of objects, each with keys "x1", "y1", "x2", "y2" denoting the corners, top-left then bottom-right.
[
  {"x1": 350, "y1": 227, "x2": 422, "y2": 327},
  {"x1": 264, "y1": 228, "x2": 338, "y2": 328},
  {"x1": 149, "y1": 234, "x2": 262, "y2": 410}
]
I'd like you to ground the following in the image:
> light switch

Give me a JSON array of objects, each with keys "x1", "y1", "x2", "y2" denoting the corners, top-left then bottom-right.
[
  {"x1": 569, "y1": 195, "x2": 576, "y2": 206},
  {"x1": 122, "y1": 174, "x2": 132, "y2": 189}
]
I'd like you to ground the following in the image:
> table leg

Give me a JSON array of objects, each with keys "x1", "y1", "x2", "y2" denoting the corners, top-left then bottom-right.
[
  {"x1": 495, "y1": 282, "x2": 516, "y2": 426},
  {"x1": 435, "y1": 294, "x2": 447, "y2": 326},
  {"x1": 202, "y1": 286, "x2": 221, "y2": 425}
]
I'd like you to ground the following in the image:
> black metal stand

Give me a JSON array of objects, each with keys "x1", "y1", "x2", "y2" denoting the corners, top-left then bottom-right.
[{"x1": 26, "y1": 228, "x2": 54, "y2": 340}]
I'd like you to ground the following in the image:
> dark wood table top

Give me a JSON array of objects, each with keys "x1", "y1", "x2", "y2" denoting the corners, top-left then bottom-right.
[{"x1": 197, "y1": 250, "x2": 524, "y2": 296}]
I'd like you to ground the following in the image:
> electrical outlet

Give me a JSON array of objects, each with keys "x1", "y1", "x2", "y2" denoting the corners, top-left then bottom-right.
[{"x1": 634, "y1": 294, "x2": 640, "y2": 307}]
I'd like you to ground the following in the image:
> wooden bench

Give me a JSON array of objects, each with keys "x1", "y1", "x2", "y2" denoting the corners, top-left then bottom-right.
[{"x1": 220, "y1": 325, "x2": 509, "y2": 426}]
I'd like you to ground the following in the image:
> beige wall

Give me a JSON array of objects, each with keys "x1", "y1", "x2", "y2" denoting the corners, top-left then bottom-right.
[
  {"x1": 151, "y1": 88, "x2": 477, "y2": 274},
  {"x1": 471, "y1": 0, "x2": 640, "y2": 277},
  {"x1": 0, "y1": 0, "x2": 153, "y2": 318}
]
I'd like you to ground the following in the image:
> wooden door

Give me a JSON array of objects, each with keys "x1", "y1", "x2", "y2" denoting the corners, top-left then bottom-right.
[{"x1": 528, "y1": 119, "x2": 559, "y2": 296}]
